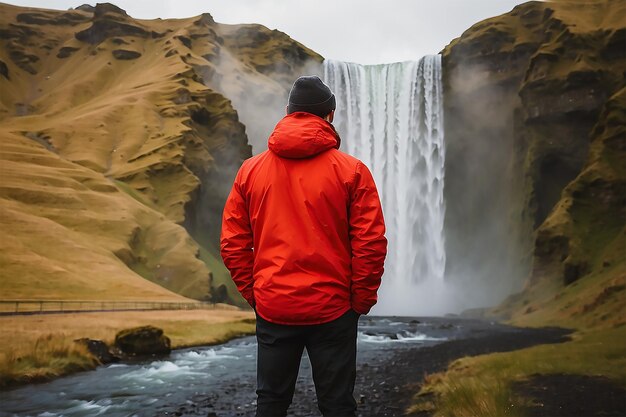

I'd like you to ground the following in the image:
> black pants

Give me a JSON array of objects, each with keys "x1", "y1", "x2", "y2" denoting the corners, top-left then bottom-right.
[{"x1": 255, "y1": 309, "x2": 360, "y2": 417}]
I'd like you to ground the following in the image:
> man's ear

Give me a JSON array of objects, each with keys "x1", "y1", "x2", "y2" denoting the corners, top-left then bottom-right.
[{"x1": 327, "y1": 110, "x2": 335, "y2": 123}]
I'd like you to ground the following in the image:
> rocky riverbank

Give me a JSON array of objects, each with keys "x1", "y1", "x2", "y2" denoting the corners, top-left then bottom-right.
[
  {"x1": 160, "y1": 318, "x2": 571, "y2": 417},
  {"x1": 0, "y1": 310, "x2": 255, "y2": 389}
]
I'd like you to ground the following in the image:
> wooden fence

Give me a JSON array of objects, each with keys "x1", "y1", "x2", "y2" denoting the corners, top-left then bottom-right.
[{"x1": 0, "y1": 300, "x2": 227, "y2": 316}]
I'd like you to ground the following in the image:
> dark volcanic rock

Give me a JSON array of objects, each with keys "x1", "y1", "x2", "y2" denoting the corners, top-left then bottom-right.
[
  {"x1": 93, "y1": 3, "x2": 128, "y2": 18},
  {"x1": 0, "y1": 23, "x2": 42, "y2": 41},
  {"x1": 75, "y1": 4, "x2": 148, "y2": 45},
  {"x1": 112, "y1": 49, "x2": 141, "y2": 60},
  {"x1": 603, "y1": 28, "x2": 626, "y2": 61},
  {"x1": 527, "y1": 88, "x2": 626, "y2": 288},
  {"x1": 76, "y1": 20, "x2": 149, "y2": 44},
  {"x1": 193, "y1": 13, "x2": 215, "y2": 27},
  {"x1": 74, "y1": 338, "x2": 120, "y2": 364},
  {"x1": 111, "y1": 37, "x2": 128, "y2": 45},
  {"x1": 114, "y1": 325, "x2": 171, "y2": 357},
  {"x1": 9, "y1": 48, "x2": 39, "y2": 74},
  {"x1": 75, "y1": 4, "x2": 96, "y2": 13},
  {"x1": 175, "y1": 35, "x2": 192, "y2": 49},
  {"x1": 0, "y1": 60, "x2": 8, "y2": 79},
  {"x1": 17, "y1": 11, "x2": 90, "y2": 26},
  {"x1": 56, "y1": 46, "x2": 79, "y2": 58}
]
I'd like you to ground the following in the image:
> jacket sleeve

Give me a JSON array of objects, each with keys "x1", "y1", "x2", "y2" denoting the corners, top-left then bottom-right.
[
  {"x1": 349, "y1": 162, "x2": 387, "y2": 314},
  {"x1": 220, "y1": 169, "x2": 255, "y2": 308}
]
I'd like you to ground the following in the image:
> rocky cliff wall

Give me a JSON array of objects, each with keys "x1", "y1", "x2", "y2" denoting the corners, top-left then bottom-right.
[{"x1": 442, "y1": 0, "x2": 625, "y2": 323}]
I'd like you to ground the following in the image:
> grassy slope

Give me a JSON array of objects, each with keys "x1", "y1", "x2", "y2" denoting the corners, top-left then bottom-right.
[
  {"x1": 416, "y1": 1, "x2": 625, "y2": 415},
  {"x1": 0, "y1": 4, "x2": 215, "y2": 301},
  {"x1": 0, "y1": 3, "x2": 321, "y2": 304},
  {"x1": 0, "y1": 132, "x2": 200, "y2": 301}
]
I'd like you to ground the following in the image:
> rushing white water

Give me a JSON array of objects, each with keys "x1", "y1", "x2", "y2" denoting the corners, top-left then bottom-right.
[{"x1": 324, "y1": 56, "x2": 446, "y2": 315}]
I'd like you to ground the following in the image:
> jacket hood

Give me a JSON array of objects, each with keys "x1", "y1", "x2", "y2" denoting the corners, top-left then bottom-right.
[{"x1": 268, "y1": 112, "x2": 341, "y2": 159}]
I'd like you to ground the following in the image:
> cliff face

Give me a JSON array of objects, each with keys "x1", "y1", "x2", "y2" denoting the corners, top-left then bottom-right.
[
  {"x1": 442, "y1": 0, "x2": 625, "y2": 325},
  {"x1": 0, "y1": 3, "x2": 322, "y2": 303}
]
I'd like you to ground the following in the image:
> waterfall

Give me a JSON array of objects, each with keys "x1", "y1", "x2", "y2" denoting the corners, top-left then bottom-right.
[{"x1": 324, "y1": 56, "x2": 446, "y2": 315}]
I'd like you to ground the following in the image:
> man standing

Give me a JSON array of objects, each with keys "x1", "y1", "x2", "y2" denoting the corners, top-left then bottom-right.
[{"x1": 221, "y1": 76, "x2": 387, "y2": 417}]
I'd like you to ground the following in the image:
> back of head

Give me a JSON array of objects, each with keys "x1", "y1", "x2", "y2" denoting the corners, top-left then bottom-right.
[{"x1": 287, "y1": 76, "x2": 336, "y2": 119}]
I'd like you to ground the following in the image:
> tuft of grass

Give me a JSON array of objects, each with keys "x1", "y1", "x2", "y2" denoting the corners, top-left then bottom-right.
[
  {"x1": 0, "y1": 334, "x2": 96, "y2": 388},
  {"x1": 410, "y1": 374, "x2": 525, "y2": 417}
]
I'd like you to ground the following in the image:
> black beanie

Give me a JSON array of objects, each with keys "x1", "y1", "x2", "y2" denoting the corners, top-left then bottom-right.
[{"x1": 287, "y1": 76, "x2": 336, "y2": 118}]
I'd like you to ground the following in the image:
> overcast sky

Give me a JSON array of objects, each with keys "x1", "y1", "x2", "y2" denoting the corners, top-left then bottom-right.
[{"x1": 6, "y1": 0, "x2": 525, "y2": 64}]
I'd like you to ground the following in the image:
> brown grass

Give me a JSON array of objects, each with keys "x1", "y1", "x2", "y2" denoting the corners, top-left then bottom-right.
[
  {"x1": 0, "y1": 334, "x2": 96, "y2": 388},
  {"x1": 0, "y1": 133, "x2": 212, "y2": 301},
  {"x1": 0, "y1": 5, "x2": 213, "y2": 302},
  {"x1": 0, "y1": 309, "x2": 255, "y2": 388}
]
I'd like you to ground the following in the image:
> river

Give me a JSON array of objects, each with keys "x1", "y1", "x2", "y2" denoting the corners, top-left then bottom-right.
[{"x1": 1, "y1": 316, "x2": 524, "y2": 417}]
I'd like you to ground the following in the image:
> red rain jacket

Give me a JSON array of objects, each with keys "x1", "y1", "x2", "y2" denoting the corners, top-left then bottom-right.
[{"x1": 220, "y1": 112, "x2": 387, "y2": 325}]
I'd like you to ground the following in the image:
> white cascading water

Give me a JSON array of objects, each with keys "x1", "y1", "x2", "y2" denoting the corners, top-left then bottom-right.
[{"x1": 324, "y1": 56, "x2": 446, "y2": 315}]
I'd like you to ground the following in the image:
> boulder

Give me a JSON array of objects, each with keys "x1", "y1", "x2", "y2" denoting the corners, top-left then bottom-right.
[
  {"x1": 114, "y1": 325, "x2": 171, "y2": 356},
  {"x1": 74, "y1": 338, "x2": 120, "y2": 364}
]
